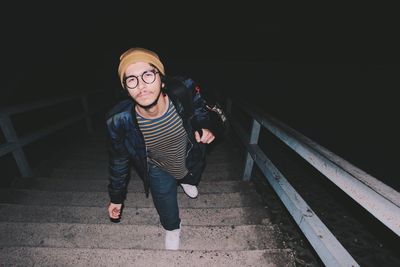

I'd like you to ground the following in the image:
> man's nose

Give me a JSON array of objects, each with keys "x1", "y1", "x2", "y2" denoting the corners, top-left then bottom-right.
[{"x1": 136, "y1": 78, "x2": 146, "y2": 90}]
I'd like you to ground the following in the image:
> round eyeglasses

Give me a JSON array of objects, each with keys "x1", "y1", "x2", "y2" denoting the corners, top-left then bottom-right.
[{"x1": 124, "y1": 69, "x2": 159, "y2": 90}]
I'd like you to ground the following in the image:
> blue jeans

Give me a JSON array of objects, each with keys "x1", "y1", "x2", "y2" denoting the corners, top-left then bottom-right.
[{"x1": 149, "y1": 164, "x2": 181, "y2": 231}]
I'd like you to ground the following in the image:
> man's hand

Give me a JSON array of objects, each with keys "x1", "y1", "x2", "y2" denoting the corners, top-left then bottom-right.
[
  {"x1": 195, "y1": 129, "x2": 215, "y2": 144},
  {"x1": 108, "y1": 202, "x2": 122, "y2": 219}
]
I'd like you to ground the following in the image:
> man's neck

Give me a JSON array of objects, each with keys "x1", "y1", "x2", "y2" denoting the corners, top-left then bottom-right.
[{"x1": 136, "y1": 94, "x2": 168, "y2": 119}]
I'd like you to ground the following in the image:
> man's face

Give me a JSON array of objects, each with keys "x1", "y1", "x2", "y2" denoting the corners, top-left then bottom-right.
[{"x1": 124, "y1": 62, "x2": 162, "y2": 107}]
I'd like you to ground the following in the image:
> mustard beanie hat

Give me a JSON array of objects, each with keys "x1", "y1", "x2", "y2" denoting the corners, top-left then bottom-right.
[{"x1": 118, "y1": 47, "x2": 165, "y2": 87}]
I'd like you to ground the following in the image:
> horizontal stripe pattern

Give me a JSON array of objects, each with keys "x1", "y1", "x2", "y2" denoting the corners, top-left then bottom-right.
[{"x1": 137, "y1": 99, "x2": 188, "y2": 179}]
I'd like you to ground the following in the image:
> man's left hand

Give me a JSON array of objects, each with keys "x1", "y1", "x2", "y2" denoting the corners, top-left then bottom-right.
[{"x1": 195, "y1": 129, "x2": 215, "y2": 144}]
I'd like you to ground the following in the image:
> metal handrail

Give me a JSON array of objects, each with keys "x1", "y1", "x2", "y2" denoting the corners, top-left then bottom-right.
[
  {"x1": 227, "y1": 98, "x2": 400, "y2": 267},
  {"x1": 0, "y1": 90, "x2": 109, "y2": 178}
]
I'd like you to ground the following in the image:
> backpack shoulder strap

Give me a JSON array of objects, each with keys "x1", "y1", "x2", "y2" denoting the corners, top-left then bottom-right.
[{"x1": 164, "y1": 76, "x2": 194, "y2": 119}]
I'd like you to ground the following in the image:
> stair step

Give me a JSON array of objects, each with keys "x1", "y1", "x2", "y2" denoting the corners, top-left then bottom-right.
[
  {"x1": 0, "y1": 222, "x2": 285, "y2": 250},
  {"x1": 13, "y1": 178, "x2": 253, "y2": 193},
  {"x1": 59, "y1": 143, "x2": 234, "y2": 154},
  {"x1": 44, "y1": 159, "x2": 242, "y2": 171},
  {"x1": 0, "y1": 247, "x2": 295, "y2": 267},
  {"x1": 47, "y1": 168, "x2": 242, "y2": 181},
  {"x1": 47, "y1": 163, "x2": 242, "y2": 175},
  {"x1": 52, "y1": 145, "x2": 242, "y2": 160},
  {"x1": 0, "y1": 204, "x2": 271, "y2": 226},
  {"x1": 57, "y1": 140, "x2": 233, "y2": 150},
  {"x1": 56, "y1": 149, "x2": 236, "y2": 158},
  {"x1": 0, "y1": 132, "x2": 299, "y2": 266},
  {"x1": 0, "y1": 190, "x2": 263, "y2": 208},
  {"x1": 53, "y1": 153, "x2": 243, "y2": 164}
]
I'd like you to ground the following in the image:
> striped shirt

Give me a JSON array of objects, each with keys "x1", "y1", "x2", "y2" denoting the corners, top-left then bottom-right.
[{"x1": 136, "y1": 99, "x2": 188, "y2": 179}]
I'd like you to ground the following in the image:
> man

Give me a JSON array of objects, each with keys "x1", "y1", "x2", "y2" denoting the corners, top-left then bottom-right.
[{"x1": 106, "y1": 47, "x2": 222, "y2": 250}]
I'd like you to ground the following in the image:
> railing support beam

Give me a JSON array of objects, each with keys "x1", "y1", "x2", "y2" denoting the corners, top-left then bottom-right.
[
  {"x1": 0, "y1": 90, "x2": 109, "y2": 181},
  {"x1": 0, "y1": 114, "x2": 32, "y2": 177},
  {"x1": 242, "y1": 119, "x2": 260, "y2": 181}
]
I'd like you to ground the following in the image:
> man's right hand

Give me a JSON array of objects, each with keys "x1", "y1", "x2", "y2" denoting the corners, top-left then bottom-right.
[{"x1": 108, "y1": 202, "x2": 122, "y2": 219}]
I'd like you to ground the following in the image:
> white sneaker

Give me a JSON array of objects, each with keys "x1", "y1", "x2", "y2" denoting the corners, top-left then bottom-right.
[
  {"x1": 165, "y1": 227, "x2": 181, "y2": 250},
  {"x1": 180, "y1": 183, "x2": 198, "y2": 198}
]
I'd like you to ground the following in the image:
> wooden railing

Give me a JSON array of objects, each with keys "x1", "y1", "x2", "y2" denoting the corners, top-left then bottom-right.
[
  {"x1": 227, "y1": 98, "x2": 400, "y2": 267},
  {"x1": 0, "y1": 90, "x2": 110, "y2": 178}
]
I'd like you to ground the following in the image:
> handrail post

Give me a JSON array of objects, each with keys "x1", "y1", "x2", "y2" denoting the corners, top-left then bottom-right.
[
  {"x1": 81, "y1": 95, "x2": 93, "y2": 134},
  {"x1": 0, "y1": 114, "x2": 33, "y2": 177},
  {"x1": 242, "y1": 119, "x2": 260, "y2": 181}
]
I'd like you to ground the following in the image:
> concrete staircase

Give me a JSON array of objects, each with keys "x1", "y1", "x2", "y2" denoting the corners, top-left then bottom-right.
[{"x1": 0, "y1": 131, "x2": 295, "y2": 266}]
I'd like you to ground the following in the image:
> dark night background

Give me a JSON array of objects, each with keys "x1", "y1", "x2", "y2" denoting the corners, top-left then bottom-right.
[{"x1": 1, "y1": 3, "x2": 399, "y2": 190}]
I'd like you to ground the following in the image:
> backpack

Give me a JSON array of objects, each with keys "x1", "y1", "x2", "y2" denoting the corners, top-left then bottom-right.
[{"x1": 164, "y1": 75, "x2": 228, "y2": 134}]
